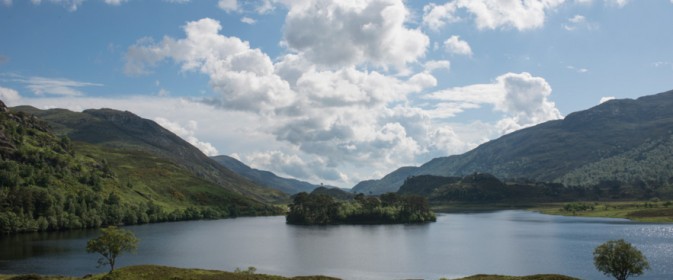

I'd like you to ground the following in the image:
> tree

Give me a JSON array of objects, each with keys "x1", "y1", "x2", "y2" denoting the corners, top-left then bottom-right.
[
  {"x1": 86, "y1": 226, "x2": 139, "y2": 273},
  {"x1": 593, "y1": 239, "x2": 649, "y2": 280}
]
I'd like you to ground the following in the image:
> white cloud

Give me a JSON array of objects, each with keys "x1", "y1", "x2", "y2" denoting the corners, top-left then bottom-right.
[
  {"x1": 33, "y1": 0, "x2": 85, "y2": 11},
  {"x1": 426, "y1": 72, "x2": 562, "y2": 133},
  {"x1": 9, "y1": 75, "x2": 102, "y2": 96},
  {"x1": 495, "y1": 72, "x2": 562, "y2": 133},
  {"x1": 121, "y1": 16, "x2": 563, "y2": 187},
  {"x1": 599, "y1": 96, "x2": 615, "y2": 104},
  {"x1": 423, "y1": 0, "x2": 566, "y2": 31},
  {"x1": 157, "y1": 88, "x2": 170, "y2": 97},
  {"x1": 424, "y1": 60, "x2": 451, "y2": 72},
  {"x1": 0, "y1": 86, "x2": 21, "y2": 105},
  {"x1": 104, "y1": 0, "x2": 127, "y2": 5},
  {"x1": 443, "y1": 35, "x2": 473, "y2": 56},
  {"x1": 423, "y1": 2, "x2": 460, "y2": 31},
  {"x1": 218, "y1": 0, "x2": 237, "y2": 12},
  {"x1": 126, "y1": 18, "x2": 294, "y2": 113},
  {"x1": 2, "y1": 0, "x2": 12, "y2": 7},
  {"x1": 605, "y1": 0, "x2": 628, "y2": 7},
  {"x1": 241, "y1": 17, "x2": 256, "y2": 24},
  {"x1": 567, "y1": 65, "x2": 589, "y2": 73},
  {"x1": 563, "y1": 14, "x2": 598, "y2": 30},
  {"x1": 282, "y1": 0, "x2": 429, "y2": 71},
  {"x1": 154, "y1": 117, "x2": 219, "y2": 156}
]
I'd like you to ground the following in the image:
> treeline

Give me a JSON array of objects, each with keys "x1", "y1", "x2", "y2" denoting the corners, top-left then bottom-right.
[
  {"x1": 0, "y1": 185, "x2": 268, "y2": 234},
  {"x1": 398, "y1": 173, "x2": 673, "y2": 204},
  {"x1": 286, "y1": 192, "x2": 436, "y2": 225}
]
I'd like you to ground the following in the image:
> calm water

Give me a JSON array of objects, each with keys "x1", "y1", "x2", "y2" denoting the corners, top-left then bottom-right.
[{"x1": 1, "y1": 211, "x2": 672, "y2": 279}]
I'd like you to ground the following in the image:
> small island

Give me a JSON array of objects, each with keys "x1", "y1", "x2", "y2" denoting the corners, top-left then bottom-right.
[{"x1": 286, "y1": 192, "x2": 436, "y2": 225}]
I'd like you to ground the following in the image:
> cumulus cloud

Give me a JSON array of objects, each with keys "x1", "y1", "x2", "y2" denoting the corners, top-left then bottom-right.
[
  {"x1": 0, "y1": 86, "x2": 21, "y2": 105},
  {"x1": 122, "y1": 14, "x2": 562, "y2": 187},
  {"x1": 282, "y1": 0, "x2": 429, "y2": 71},
  {"x1": 599, "y1": 96, "x2": 615, "y2": 104},
  {"x1": 423, "y1": 0, "x2": 566, "y2": 31},
  {"x1": 495, "y1": 72, "x2": 562, "y2": 133},
  {"x1": 444, "y1": 35, "x2": 473, "y2": 56},
  {"x1": 426, "y1": 72, "x2": 562, "y2": 133},
  {"x1": 2, "y1": 0, "x2": 11, "y2": 7},
  {"x1": 126, "y1": 18, "x2": 294, "y2": 113},
  {"x1": 154, "y1": 117, "x2": 219, "y2": 156}
]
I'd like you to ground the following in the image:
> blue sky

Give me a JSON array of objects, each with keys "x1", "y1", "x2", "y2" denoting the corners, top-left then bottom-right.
[{"x1": 1, "y1": 0, "x2": 672, "y2": 188}]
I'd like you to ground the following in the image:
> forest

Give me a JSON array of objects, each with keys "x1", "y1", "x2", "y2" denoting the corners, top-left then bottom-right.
[{"x1": 286, "y1": 192, "x2": 436, "y2": 225}]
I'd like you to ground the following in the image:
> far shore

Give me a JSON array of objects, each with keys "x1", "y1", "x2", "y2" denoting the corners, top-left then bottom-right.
[{"x1": 432, "y1": 200, "x2": 673, "y2": 223}]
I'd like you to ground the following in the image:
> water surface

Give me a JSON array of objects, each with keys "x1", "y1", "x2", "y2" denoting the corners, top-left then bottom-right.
[{"x1": 1, "y1": 211, "x2": 672, "y2": 279}]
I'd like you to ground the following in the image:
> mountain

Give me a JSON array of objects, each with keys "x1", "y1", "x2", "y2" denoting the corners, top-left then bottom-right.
[
  {"x1": 12, "y1": 106, "x2": 286, "y2": 203},
  {"x1": 1, "y1": 103, "x2": 285, "y2": 233},
  {"x1": 354, "y1": 89, "x2": 673, "y2": 194},
  {"x1": 211, "y1": 155, "x2": 320, "y2": 195}
]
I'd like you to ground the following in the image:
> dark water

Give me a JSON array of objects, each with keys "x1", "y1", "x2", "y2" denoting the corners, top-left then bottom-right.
[{"x1": 1, "y1": 211, "x2": 672, "y2": 279}]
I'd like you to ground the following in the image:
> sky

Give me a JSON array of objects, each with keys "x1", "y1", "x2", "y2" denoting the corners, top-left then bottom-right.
[{"x1": 0, "y1": 0, "x2": 672, "y2": 188}]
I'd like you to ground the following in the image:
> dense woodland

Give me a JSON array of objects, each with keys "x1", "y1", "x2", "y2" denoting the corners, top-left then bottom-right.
[
  {"x1": 0, "y1": 102, "x2": 279, "y2": 234},
  {"x1": 398, "y1": 173, "x2": 673, "y2": 204},
  {"x1": 286, "y1": 192, "x2": 436, "y2": 225}
]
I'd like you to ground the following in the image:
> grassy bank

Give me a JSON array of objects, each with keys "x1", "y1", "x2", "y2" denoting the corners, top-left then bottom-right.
[
  {"x1": 533, "y1": 201, "x2": 673, "y2": 222},
  {"x1": 433, "y1": 200, "x2": 673, "y2": 223},
  {"x1": 0, "y1": 265, "x2": 578, "y2": 280}
]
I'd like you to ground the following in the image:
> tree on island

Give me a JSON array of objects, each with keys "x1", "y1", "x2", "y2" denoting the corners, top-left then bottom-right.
[
  {"x1": 86, "y1": 226, "x2": 139, "y2": 273},
  {"x1": 593, "y1": 239, "x2": 649, "y2": 280}
]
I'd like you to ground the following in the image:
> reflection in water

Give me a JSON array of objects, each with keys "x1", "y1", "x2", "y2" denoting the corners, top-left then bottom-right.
[{"x1": 1, "y1": 211, "x2": 672, "y2": 280}]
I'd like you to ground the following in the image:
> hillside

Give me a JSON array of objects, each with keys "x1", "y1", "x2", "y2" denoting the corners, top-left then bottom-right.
[
  {"x1": 212, "y1": 155, "x2": 319, "y2": 194},
  {"x1": 354, "y1": 89, "x2": 673, "y2": 194},
  {"x1": 1, "y1": 102, "x2": 283, "y2": 233},
  {"x1": 12, "y1": 106, "x2": 286, "y2": 203}
]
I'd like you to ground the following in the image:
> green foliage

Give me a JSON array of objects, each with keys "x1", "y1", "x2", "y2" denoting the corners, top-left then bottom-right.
[
  {"x1": 0, "y1": 106, "x2": 282, "y2": 234},
  {"x1": 234, "y1": 266, "x2": 257, "y2": 275},
  {"x1": 593, "y1": 239, "x2": 649, "y2": 280},
  {"x1": 286, "y1": 192, "x2": 435, "y2": 225},
  {"x1": 561, "y1": 202, "x2": 595, "y2": 214},
  {"x1": 86, "y1": 226, "x2": 139, "y2": 273}
]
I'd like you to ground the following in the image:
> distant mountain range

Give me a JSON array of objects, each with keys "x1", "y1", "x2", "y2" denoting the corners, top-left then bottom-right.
[
  {"x1": 354, "y1": 89, "x2": 673, "y2": 195},
  {"x1": 211, "y1": 155, "x2": 320, "y2": 195}
]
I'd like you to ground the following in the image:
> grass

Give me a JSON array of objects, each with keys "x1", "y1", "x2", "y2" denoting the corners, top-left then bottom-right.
[
  {"x1": 533, "y1": 201, "x2": 673, "y2": 223},
  {"x1": 453, "y1": 275, "x2": 578, "y2": 280},
  {"x1": 432, "y1": 200, "x2": 673, "y2": 223},
  {"x1": 0, "y1": 266, "x2": 580, "y2": 280},
  {"x1": 0, "y1": 265, "x2": 339, "y2": 280}
]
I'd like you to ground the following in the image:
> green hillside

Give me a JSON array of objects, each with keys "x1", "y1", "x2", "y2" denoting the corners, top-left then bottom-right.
[
  {"x1": 0, "y1": 101, "x2": 282, "y2": 234},
  {"x1": 13, "y1": 106, "x2": 286, "y2": 203}
]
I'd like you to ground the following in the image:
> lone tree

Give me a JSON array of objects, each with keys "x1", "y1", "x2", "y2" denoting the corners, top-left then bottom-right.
[
  {"x1": 86, "y1": 226, "x2": 139, "y2": 273},
  {"x1": 593, "y1": 239, "x2": 649, "y2": 280}
]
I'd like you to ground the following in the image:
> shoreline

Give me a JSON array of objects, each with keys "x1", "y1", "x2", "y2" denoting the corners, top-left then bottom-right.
[
  {"x1": 432, "y1": 200, "x2": 673, "y2": 223},
  {"x1": 0, "y1": 265, "x2": 579, "y2": 280}
]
